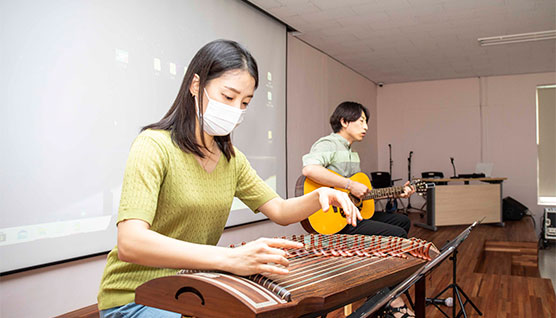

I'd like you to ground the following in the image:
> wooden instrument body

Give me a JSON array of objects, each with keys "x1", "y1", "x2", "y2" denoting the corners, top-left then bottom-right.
[
  {"x1": 297, "y1": 171, "x2": 375, "y2": 234},
  {"x1": 136, "y1": 234, "x2": 438, "y2": 318},
  {"x1": 136, "y1": 262, "x2": 422, "y2": 318}
]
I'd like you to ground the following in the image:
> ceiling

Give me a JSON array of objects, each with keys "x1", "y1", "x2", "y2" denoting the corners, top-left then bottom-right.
[{"x1": 247, "y1": 0, "x2": 556, "y2": 84}]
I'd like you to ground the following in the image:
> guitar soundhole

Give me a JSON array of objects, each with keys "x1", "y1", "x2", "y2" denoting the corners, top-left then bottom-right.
[
  {"x1": 332, "y1": 203, "x2": 362, "y2": 217},
  {"x1": 332, "y1": 206, "x2": 346, "y2": 218},
  {"x1": 348, "y1": 194, "x2": 363, "y2": 210}
]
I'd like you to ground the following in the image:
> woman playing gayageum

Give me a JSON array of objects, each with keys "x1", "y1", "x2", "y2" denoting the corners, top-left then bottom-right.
[{"x1": 97, "y1": 39, "x2": 361, "y2": 317}]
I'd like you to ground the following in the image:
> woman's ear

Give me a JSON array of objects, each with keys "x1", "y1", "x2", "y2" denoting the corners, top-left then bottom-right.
[{"x1": 189, "y1": 74, "x2": 200, "y2": 97}]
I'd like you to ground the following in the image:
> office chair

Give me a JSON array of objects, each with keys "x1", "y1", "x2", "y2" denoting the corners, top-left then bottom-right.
[
  {"x1": 370, "y1": 171, "x2": 405, "y2": 213},
  {"x1": 370, "y1": 171, "x2": 393, "y2": 188}
]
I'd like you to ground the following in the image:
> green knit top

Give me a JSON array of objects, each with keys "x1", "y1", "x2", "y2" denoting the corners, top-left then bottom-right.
[{"x1": 97, "y1": 129, "x2": 278, "y2": 310}]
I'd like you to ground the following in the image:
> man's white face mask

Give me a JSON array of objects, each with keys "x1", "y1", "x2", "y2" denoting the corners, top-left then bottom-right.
[{"x1": 195, "y1": 89, "x2": 246, "y2": 136}]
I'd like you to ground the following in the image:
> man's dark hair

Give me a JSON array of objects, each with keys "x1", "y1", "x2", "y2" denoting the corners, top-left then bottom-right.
[
  {"x1": 143, "y1": 39, "x2": 258, "y2": 161},
  {"x1": 329, "y1": 101, "x2": 369, "y2": 133}
]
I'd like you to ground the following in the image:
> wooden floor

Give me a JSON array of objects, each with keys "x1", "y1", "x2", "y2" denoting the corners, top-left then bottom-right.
[{"x1": 328, "y1": 213, "x2": 556, "y2": 318}]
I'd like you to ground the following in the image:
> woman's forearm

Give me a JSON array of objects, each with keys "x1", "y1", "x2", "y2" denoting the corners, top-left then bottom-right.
[
  {"x1": 117, "y1": 220, "x2": 230, "y2": 270},
  {"x1": 259, "y1": 187, "x2": 359, "y2": 227},
  {"x1": 117, "y1": 219, "x2": 303, "y2": 276},
  {"x1": 259, "y1": 192, "x2": 323, "y2": 225}
]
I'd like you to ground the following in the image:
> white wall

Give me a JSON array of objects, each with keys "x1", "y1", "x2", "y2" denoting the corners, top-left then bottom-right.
[
  {"x1": 377, "y1": 72, "x2": 556, "y2": 226},
  {"x1": 0, "y1": 34, "x2": 377, "y2": 318},
  {"x1": 1, "y1": 255, "x2": 107, "y2": 317},
  {"x1": 286, "y1": 35, "x2": 378, "y2": 197},
  {"x1": 377, "y1": 77, "x2": 481, "y2": 180}
]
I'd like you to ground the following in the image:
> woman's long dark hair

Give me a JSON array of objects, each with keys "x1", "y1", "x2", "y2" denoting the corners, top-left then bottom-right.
[{"x1": 143, "y1": 39, "x2": 259, "y2": 160}]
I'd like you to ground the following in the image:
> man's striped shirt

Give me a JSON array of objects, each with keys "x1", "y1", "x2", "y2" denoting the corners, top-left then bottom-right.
[{"x1": 302, "y1": 133, "x2": 360, "y2": 177}]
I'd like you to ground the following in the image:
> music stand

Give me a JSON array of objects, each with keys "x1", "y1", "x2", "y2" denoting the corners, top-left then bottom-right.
[
  {"x1": 425, "y1": 228, "x2": 483, "y2": 318},
  {"x1": 348, "y1": 220, "x2": 482, "y2": 318}
]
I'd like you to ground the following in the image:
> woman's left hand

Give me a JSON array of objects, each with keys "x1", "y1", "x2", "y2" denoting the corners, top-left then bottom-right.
[
  {"x1": 316, "y1": 187, "x2": 362, "y2": 226},
  {"x1": 399, "y1": 181, "x2": 416, "y2": 198}
]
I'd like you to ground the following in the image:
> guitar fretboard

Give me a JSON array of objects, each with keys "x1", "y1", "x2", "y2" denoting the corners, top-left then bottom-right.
[{"x1": 362, "y1": 185, "x2": 407, "y2": 200}]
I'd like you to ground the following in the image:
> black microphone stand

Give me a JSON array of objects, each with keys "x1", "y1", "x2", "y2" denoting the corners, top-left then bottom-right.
[
  {"x1": 407, "y1": 151, "x2": 413, "y2": 210},
  {"x1": 450, "y1": 157, "x2": 457, "y2": 178},
  {"x1": 389, "y1": 144, "x2": 393, "y2": 184},
  {"x1": 385, "y1": 144, "x2": 398, "y2": 213},
  {"x1": 426, "y1": 248, "x2": 483, "y2": 318}
]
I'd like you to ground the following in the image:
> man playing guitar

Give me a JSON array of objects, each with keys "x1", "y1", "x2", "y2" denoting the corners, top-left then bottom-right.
[{"x1": 302, "y1": 101, "x2": 415, "y2": 238}]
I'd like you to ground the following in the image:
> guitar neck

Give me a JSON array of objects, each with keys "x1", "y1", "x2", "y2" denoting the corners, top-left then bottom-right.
[{"x1": 362, "y1": 185, "x2": 406, "y2": 200}]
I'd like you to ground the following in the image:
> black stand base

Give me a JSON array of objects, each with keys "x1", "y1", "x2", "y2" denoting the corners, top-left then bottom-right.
[{"x1": 427, "y1": 249, "x2": 482, "y2": 318}]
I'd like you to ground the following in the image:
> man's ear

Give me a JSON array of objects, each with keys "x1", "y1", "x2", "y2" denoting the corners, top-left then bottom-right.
[
  {"x1": 340, "y1": 118, "x2": 349, "y2": 128},
  {"x1": 189, "y1": 74, "x2": 200, "y2": 97}
]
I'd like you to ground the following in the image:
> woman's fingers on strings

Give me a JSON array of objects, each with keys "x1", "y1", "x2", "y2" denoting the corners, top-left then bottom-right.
[
  {"x1": 250, "y1": 238, "x2": 299, "y2": 272},
  {"x1": 258, "y1": 264, "x2": 289, "y2": 275},
  {"x1": 258, "y1": 253, "x2": 290, "y2": 267},
  {"x1": 261, "y1": 237, "x2": 303, "y2": 250}
]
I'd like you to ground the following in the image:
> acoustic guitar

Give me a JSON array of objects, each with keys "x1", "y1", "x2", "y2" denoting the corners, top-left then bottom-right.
[{"x1": 297, "y1": 170, "x2": 431, "y2": 234}]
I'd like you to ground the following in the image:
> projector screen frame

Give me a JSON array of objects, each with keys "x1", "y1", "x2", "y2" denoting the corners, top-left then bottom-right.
[{"x1": 0, "y1": 0, "x2": 289, "y2": 275}]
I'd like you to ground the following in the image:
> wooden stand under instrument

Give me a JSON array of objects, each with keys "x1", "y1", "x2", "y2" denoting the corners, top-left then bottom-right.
[{"x1": 136, "y1": 234, "x2": 438, "y2": 318}]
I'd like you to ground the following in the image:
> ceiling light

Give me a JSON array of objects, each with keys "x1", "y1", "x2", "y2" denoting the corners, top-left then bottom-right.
[{"x1": 478, "y1": 30, "x2": 556, "y2": 46}]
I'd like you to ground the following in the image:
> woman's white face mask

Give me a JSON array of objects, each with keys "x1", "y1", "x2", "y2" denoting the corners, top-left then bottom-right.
[{"x1": 195, "y1": 89, "x2": 246, "y2": 136}]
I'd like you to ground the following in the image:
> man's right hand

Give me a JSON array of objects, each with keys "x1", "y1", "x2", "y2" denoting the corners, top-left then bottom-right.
[{"x1": 348, "y1": 180, "x2": 369, "y2": 199}]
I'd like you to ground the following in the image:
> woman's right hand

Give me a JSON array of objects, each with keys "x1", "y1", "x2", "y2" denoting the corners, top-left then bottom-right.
[{"x1": 223, "y1": 237, "x2": 303, "y2": 276}]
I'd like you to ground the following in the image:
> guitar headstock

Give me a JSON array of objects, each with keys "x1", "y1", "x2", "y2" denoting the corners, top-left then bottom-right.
[{"x1": 410, "y1": 178, "x2": 435, "y2": 194}]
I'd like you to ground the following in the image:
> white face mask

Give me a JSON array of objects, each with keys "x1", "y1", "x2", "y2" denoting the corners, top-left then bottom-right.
[{"x1": 196, "y1": 89, "x2": 246, "y2": 136}]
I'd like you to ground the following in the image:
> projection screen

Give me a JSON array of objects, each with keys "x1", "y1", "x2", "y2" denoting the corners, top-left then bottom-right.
[{"x1": 0, "y1": 0, "x2": 286, "y2": 274}]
